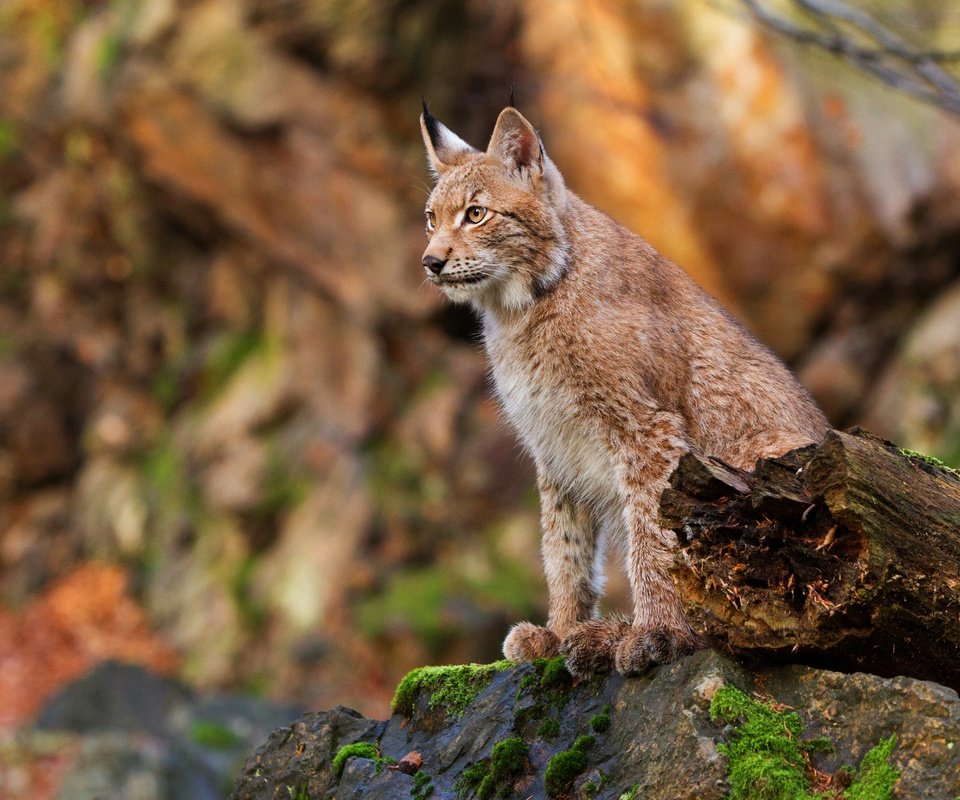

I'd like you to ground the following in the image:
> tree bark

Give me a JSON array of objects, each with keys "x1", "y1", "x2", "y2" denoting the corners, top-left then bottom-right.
[{"x1": 661, "y1": 428, "x2": 960, "y2": 689}]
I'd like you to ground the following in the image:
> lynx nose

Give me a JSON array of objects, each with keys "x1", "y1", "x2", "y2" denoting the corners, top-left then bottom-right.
[{"x1": 422, "y1": 255, "x2": 447, "y2": 276}]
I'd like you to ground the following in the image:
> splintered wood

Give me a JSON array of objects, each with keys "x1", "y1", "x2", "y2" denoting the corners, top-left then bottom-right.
[{"x1": 661, "y1": 428, "x2": 960, "y2": 689}]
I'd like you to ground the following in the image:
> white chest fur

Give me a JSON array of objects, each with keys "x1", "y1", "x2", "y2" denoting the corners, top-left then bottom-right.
[{"x1": 483, "y1": 317, "x2": 616, "y2": 505}]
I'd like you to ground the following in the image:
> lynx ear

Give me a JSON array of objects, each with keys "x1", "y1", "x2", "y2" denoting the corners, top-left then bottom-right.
[
  {"x1": 486, "y1": 107, "x2": 543, "y2": 177},
  {"x1": 421, "y1": 102, "x2": 476, "y2": 177}
]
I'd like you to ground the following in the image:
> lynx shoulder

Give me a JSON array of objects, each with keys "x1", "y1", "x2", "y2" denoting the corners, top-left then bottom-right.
[{"x1": 419, "y1": 104, "x2": 829, "y2": 678}]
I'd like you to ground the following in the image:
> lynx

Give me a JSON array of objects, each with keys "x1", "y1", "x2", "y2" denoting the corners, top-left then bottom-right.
[{"x1": 419, "y1": 104, "x2": 829, "y2": 678}]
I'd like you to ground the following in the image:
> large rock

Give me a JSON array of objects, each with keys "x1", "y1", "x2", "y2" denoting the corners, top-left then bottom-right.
[
  {"x1": 230, "y1": 651, "x2": 960, "y2": 799},
  {"x1": 34, "y1": 660, "x2": 303, "y2": 800}
]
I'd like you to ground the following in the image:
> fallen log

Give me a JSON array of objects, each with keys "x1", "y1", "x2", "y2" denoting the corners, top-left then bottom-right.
[{"x1": 661, "y1": 428, "x2": 960, "y2": 689}]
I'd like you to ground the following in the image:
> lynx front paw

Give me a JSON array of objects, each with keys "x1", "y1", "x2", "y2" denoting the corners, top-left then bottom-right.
[
  {"x1": 614, "y1": 625, "x2": 703, "y2": 676},
  {"x1": 558, "y1": 617, "x2": 632, "y2": 679},
  {"x1": 503, "y1": 622, "x2": 561, "y2": 662}
]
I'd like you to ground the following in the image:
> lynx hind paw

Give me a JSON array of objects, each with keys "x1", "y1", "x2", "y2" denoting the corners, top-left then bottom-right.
[
  {"x1": 559, "y1": 617, "x2": 632, "y2": 679},
  {"x1": 503, "y1": 622, "x2": 561, "y2": 662},
  {"x1": 614, "y1": 626, "x2": 704, "y2": 676}
]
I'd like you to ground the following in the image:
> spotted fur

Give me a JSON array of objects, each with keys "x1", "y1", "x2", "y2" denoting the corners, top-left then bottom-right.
[{"x1": 420, "y1": 106, "x2": 830, "y2": 679}]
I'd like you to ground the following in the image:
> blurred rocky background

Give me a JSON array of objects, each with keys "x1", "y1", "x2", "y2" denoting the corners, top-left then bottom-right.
[{"x1": 2, "y1": 0, "x2": 960, "y2": 796}]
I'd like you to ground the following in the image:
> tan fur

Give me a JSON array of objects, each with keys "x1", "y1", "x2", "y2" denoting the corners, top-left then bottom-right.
[{"x1": 420, "y1": 106, "x2": 830, "y2": 678}]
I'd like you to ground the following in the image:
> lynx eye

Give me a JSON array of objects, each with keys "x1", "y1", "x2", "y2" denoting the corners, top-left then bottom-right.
[
  {"x1": 465, "y1": 205, "x2": 487, "y2": 224},
  {"x1": 425, "y1": 211, "x2": 436, "y2": 232}
]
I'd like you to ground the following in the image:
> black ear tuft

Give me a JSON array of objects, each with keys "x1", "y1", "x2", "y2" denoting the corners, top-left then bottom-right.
[
  {"x1": 422, "y1": 98, "x2": 441, "y2": 147},
  {"x1": 420, "y1": 103, "x2": 477, "y2": 174},
  {"x1": 508, "y1": 86, "x2": 516, "y2": 108}
]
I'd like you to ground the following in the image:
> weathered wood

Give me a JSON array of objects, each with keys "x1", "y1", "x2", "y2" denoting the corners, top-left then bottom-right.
[{"x1": 663, "y1": 428, "x2": 960, "y2": 689}]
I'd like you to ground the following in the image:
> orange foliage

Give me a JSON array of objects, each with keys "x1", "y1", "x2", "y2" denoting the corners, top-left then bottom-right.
[{"x1": 0, "y1": 562, "x2": 179, "y2": 730}]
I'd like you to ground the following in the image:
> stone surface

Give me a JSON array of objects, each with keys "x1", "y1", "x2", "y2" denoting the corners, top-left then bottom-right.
[
  {"x1": 34, "y1": 661, "x2": 302, "y2": 800},
  {"x1": 229, "y1": 651, "x2": 960, "y2": 799},
  {"x1": 36, "y1": 661, "x2": 193, "y2": 737}
]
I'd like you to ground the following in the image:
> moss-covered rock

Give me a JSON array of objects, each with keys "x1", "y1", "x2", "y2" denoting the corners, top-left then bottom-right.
[
  {"x1": 544, "y1": 734, "x2": 594, "y2": 797},
  {"x1": 392, "y1": 660, "x2": 514, "y2": 718},
  {"x1": 589, "y1": 705, "x2": 611, "y2": 734},
  {"x1": 232, "y1": 652, "x2": 960, "y2": 800},
  {"x1": 711, "y1": 684, "x2": 902, "y2": 800},
  {"x1": 454, "y1": 736, "x2": 529, "y2": 799}
]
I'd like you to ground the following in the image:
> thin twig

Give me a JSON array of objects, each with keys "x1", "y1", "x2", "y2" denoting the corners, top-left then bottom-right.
[{"x1": 731, "y1": 0, "x2": 960, "y2": 117}]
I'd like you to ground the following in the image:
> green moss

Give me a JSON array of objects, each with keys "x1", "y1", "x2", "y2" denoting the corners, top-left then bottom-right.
[
  {"x1": 412, "y1": 768, "x2": 434, "y2": 798},
  {"x1": 455, "y1": 736, "x2": 529, "y2": 799},
  {"x1": 359, "y1": 562, "x2": 540, "y2": 655},
  {"x1": 188, "y1": 720, "x2": 241, "y2": 749},
  {"x1": 536, "y1": 717, "x2": 561, "y2": 739},
  {"x1": 332, "y1": 741, "x2": 379, "y2": 777},
  {"x1": 517, "y1": 656, "x2": 572, "y2": 709},
  {"x1": 392, "y1": 661, "x2": 513, "y2": 718},
  {"x1": 544, "y1": 735, "x2": 594, "y2": 797},
  {"x1": 710, "y1": 685, "x2": 817, "y2": 799},
  {"x1": 358, "y1": 569, "x2": 452, "y2": 650},
  {"x1": 291, "y1": 785, "x2": 310, "y2": 800},
  {"x1": 539, "y1": 656, "x2": 571, "y2": 690},
  {"x1": 375, "y1": 756, "x2": 397, "y2": 776},
  {"x1": 898, "y1": 447, "x2": 960, "y2": 479},
  {"x1": 544, "y1": 749, "x2": 589, "y2": 797},
  {"x1": 619, "y1": 787, "x2": 639, "y2": 800},
  {"x1": 711, "y1": 685, "x2": 898, "y2": 800},
  {"x1": 455, "y1": 762, "x2": 491, "y2": 799},
  {"x1": 512, "y1": 701, "x2": 546, "y2": 733},
  {"x1": 590, "y1": 705, "x2": 611, "y2": 733},
  {"x1": 583, "y1": 781, "x2": 598, "y2": 796},
  {"x1": 843, "y1": 736, "x2": 899, "y2": 800},
  {"x1": 490, "y1": 737, "x2": 528, "y2": 779}
]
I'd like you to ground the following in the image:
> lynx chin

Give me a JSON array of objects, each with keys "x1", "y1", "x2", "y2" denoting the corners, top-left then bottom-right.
[{"x1": 419, "y1": 103, "x2": 829, "y2": 678}]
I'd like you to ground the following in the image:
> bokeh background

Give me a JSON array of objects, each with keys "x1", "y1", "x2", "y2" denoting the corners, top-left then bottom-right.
[{"x1": 2, "y1": 0, "x2": 960, "y2": 791}]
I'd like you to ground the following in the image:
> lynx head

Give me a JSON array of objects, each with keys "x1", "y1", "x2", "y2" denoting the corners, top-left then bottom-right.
[{"x1": 420, "y1": 104, "x2": 569, "y2": 313}]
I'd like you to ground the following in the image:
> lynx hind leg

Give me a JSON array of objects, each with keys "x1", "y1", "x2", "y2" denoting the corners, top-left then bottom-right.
[
  {"x1": 559, "y1": 616, "x2": 631, "y2": 679},
  {"x1": 617, "y1": 415, "x2": 704, "y2": 676},
  {"x1": 503, "y1": 621, "x2": 560, "y2": 662},
  {"x1": 618, "y1": 517, "x2": 704, "y2": 676}
]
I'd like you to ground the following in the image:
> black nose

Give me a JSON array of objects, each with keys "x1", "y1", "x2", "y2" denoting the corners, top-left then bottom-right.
[{"x1": 422, "y1": 255, "x2": 447, "y2": 275}]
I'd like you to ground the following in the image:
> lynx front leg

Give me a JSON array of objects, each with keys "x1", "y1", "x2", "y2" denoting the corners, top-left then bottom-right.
[{"x1": 502, "y1": 475, "x2": 599, "y2": 662}]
